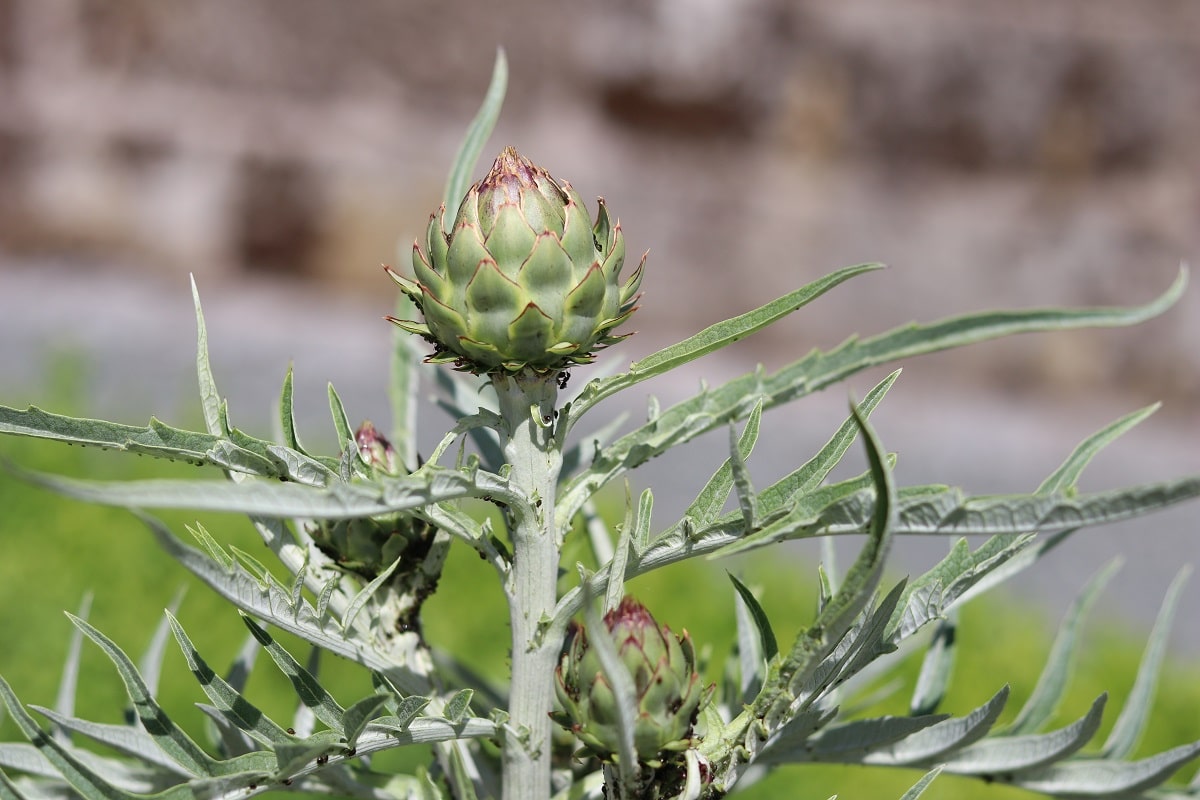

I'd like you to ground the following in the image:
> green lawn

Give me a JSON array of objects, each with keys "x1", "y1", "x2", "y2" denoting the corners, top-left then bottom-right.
[{"x1": 2, "y1": 402, "x2": 1197, "y2": 799}]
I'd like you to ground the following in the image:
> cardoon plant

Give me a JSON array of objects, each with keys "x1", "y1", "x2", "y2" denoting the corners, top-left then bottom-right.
[{"x1": 2, "y1": 53, "x2": 1200, "y2": 800}]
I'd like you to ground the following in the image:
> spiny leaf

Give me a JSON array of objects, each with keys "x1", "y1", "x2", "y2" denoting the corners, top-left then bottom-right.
[
  {"x1": 241, "y1": 616, "x2": 347, "y2": 734},
  {"x1": 17, "y1": 463, "x2": 492, "y2": 521},
  {"x1": 898, "y1": 767, "x2": 943, "y2": 800},
  {"x1": 166, "y1": 613, "x2": 293, "y2": 746},
  {"x1": 0, "y1": 406, "x2": 333, "y2": 484},
  {"x1": 940, "y1": 694, "x2": 1107, "y2": 774},
  {"x1": 865, "y1": 686, "x2": 1009, "y2": 766},
  {"x1": 1013, "y1": 740, "x2": 1200, "y2": 797},
  {"x1": 147, "y1": 517, "x2": 430, "y2": 695},
  {"x1": 66, "y1": 614, "x2": 220, "y2": 777},
  {"x1": 566, "y1": 262, "x2": 885, "y2": 425},
  {"x1": 560, "y1": 268, "x2": 1186, "y2": 513}
]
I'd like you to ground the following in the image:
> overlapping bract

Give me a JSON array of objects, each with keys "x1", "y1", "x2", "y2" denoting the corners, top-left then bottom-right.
[
  {"x1": 389, "y1": 146, "x2": 643, "y2": 374},
  {"x1": 552, "y1": 597, "x2": 709, "y2": 765}
]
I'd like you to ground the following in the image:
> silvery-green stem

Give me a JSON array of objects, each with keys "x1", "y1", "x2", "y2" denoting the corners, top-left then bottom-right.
[{"x1": 493, "y1": 371, "x2": 562, "y2": 800}]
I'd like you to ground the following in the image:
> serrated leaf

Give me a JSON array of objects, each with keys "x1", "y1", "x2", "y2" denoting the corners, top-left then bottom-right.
[
  {"x1": 729, "y1": 403, "x2": 762, "y2": 533},
  {"x1": 794, "y1": 714, "x2": 951, "y2": 763},
  {"x1": 442, "y1": 49, "x2": 508, "y2": 233},
  {"x1": 166, "y1": 613, "x2": 293, "y2": 746},
  {"x1": 66, "y1": 614, "x2": 220, "y2": 777},
  {"x1": 1005, "y1": 559, "x2": 1121, "y2": 735},
  {"x1": 1016, "y1": 740, "x2": 1200, "y2": 797},
  {"x1": 866, "y1": 686, "x2": 1009, "y2": 766},
  {"x1": 146, "y1": 517, "x2": 430, "y2": 695},
  {"x1": 941, "y1": 694, "x2": 1107, "y2": 774},
  {"x1": 340, "y1": 695, "x2": 390, "y2": 750},
  {"x1": 342, "y1": 555, "x2": 404, "y2": 634},
  {"x1": 559, "y1": 268, "x2": 1186, "y2": 515},
  {"x1": 18, "y1": 463, "x2": 490, "y2": 521},
  {"x1": 566, "y1": 263, "x2": 884, "y2": 425},
  {"x1": 241, "y1": 616, "x2": 346, "y2": 733},
  {"x1": 0, "y1": 675, "x2": 149, "y2": 800}
]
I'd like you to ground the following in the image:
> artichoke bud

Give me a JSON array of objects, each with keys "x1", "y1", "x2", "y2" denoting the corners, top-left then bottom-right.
[
  {"x1": 354, "y1": 420, "x2": 399, "y2": 476},
  {"x1": 551, "y1": 597, "x2": 710, "y2": 765},
  {"x1": 388, "y1": 147, "x2": 644, "y2": 375}
]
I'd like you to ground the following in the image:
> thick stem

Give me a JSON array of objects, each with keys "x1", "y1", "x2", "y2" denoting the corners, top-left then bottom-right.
[{"x1": 494, "y1": 372, "x2": 562, "y2": 800}]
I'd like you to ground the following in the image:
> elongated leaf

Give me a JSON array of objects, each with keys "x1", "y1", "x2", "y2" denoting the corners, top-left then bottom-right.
[
  {"x1": 757, "y1": 371, "x2": 900, "y2": 516},
  {"x1": 53, "y1": 594, "x2": 92, "y2": 744},
  {"x1": 17, "y1": 464, "x2": 496, "y2": 521},
  {"x1": 1102, "y1": 566, "x2": 1191, "y2": 759},
  {"x1": 0, "y1": 675, "x2": 159, "y2": 800},
  {"x1": 147, "y1": 517, "x2": 430, "y2": 695},
  {"x1": 583, "y1": 600, "x2": 638, "y2": 785},
  {"x1": 166, "y1": 613, "x2": 293, "y2": 746},
  {"x1": 909, "y1": 609, "x2": 958, "y2": 716},
  {"x1": 560, "y1": 268, "x2": 1186, "y2": 513},
  {"x1": 0, "y1": 767, "x2": 29, "y2": 800},
  {"x1": 729, "y1": 404, "x2": 762, "y2": 533},
  {"x1": 340, "y1": 695, "x2": 390, "y2": 750},
  {"x1": 899, "y1": 767, "x2": 943, "y2": 800},
  {"x1": 327, "y1": 383, "x2": 359, "y2": 465},
  {"x1": 674, "y1": 394, "x2": 765, "y2": 534},
  {"x1": 30, "y1": 706, "x2": 188, "y2": 775},
  {"x1": 565, "y1": 263, "x2": 884, "y2": 429},
  {"x1": 1005, "y1": 559, "x2": 1121, "y2": 735},
  {"x1": 0, "y1": 407, "x2": 334, "y2": 486},
  {"x1": 190, "y1": 276, "x2": 224, "y2": 438},
  {"x1": 241, "y1": 616, "x2": 347, "y2": 733},
  {"x1": 279, "y1": 365, "x2": 308, "y2": 456},
  {"x1": 442, "y1": 49, "x2": 508, "y2": 230},
  {"x1": 941, "y1": 694, "x2": 1107, "y2": 774},
  {"x1": 758, "y1": 401, "x2": 896, "y2": 722},
  {"x1": 866, "y1": 686, "x2": 1009, "y2": 766},
  {"x1": 729, "y1": 573, "x2": 778, "y2": 663},
  {"x1": 1014, "y1": 741, "x2": 1200, "y2": 797},
  {"x1": 389, "y1": 322, "x2": 421, "y2": 472},
  {"x1": 792, "y1": 714, "x2": 950, "y2": 763},
  {"x1": 66, "y1": 614, "x2": 219, "y2": 777}
]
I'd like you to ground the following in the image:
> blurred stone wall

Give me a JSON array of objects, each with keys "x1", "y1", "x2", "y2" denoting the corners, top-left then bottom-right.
[{"x1": 1, "y1": 0, "x2": 1197, "y2": 400}]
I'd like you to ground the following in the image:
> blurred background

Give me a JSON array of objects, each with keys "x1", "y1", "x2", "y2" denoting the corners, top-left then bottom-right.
[
  {"x1": 2, "y1": 3, "x2": 1200, "y2": 793},
  {"x1": 2, "y1": 1, "x2": 1200, "y2": 796}
]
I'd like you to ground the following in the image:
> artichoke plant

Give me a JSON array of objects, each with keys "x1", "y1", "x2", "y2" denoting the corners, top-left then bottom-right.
[
  {"x1": 552, "y1": 596, "x2": 711, "y2": 766},
  {"x1": 388, "y1": 146, "x2": 643, "y2": 374}
]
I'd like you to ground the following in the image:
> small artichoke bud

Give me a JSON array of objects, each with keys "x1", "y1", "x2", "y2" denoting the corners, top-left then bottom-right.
[
  {"x1": 354, "y1": 420, "x2": 398, "y2": 475},
  {"x1": 388, "y1": 146, "x2": 644, "y2": 375},
  {"x1": 551, "y1": 597, "x2": 709, "y2": 765}
]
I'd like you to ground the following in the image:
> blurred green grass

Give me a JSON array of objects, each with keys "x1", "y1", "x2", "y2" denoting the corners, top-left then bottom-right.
[{"x1": 2, "y1": 389, "x2": 1198, "y2": 799}]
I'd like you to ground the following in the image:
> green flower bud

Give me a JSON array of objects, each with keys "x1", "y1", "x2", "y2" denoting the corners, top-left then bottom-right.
[
  {"x1": 388, "y1": 147, "x2": 644, "y2": 375},
  {"x1": 551, "y1": 597, "x2": 709, "y2": 765}
]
